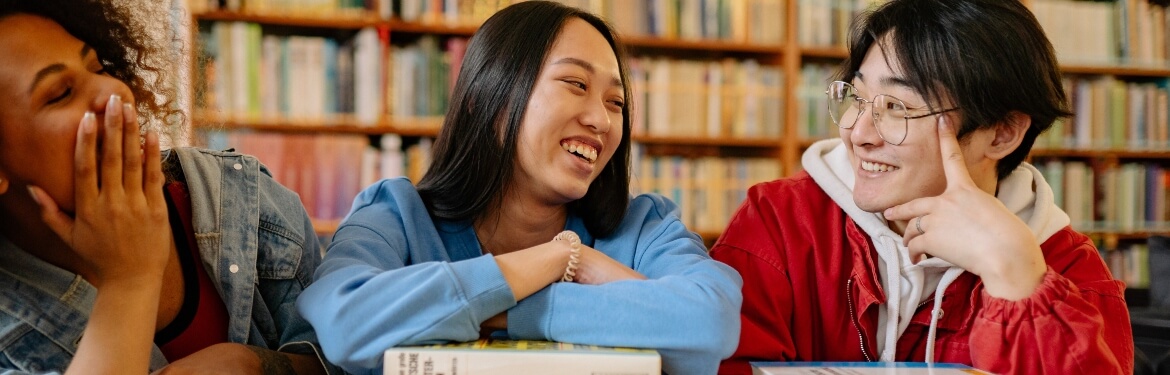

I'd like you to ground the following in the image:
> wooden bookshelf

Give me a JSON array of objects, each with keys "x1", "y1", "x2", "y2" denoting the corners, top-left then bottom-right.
[
  {"x1": 799, "y1": 46, "x2": 849, "y2": 59},
  {"x1": 195, "y1": 10, "x2": 379, "y2": 29},
  {"x1": 195, "y1": 114, "x2": 783, "y2": 149},
  {"x1": 193, "y1": 113, "x2": 443, "y2": 136},
  {"x1": 188, "y1": 0, "x2": 1170, "y2": 289},
  {"x1": 1031, "y1": 148, "x2": 1170, "y2": 159},
  {"x1": 1060, "y1": 64, "x2": 1170, "y2": 77}
]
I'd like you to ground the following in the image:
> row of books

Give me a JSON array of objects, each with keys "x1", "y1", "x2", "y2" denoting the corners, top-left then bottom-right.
[
  {"x1": 199, "y1": 22, "x2": 371, "y2": 123},
  {"x1": 390, "y1": 36, "x2": 465, "y2": 120},
  {"x1": 192, "y1": 0, "x2": 786, "y2": 45},
  {"x1": 795, "y1": 62, "x2": 838, "y2": 140},
  {"x1": 1033, "y1": 0, "x2": 1170, "y2": 66},
  {"x1": 797, "y1": 0, "x2": 880, "y2": 48},
  {"x1": 198, "y1": 21, "x2": 469, "y2": 125},
  {"x1": 201, "y1": 132, "x2": 433, "y2": 221},
  {"x1": 629, "y1": 58, "x2": 784, "y2": 139},
  {"x1": 198, "y1": 130, "x2": 779, "y2": 229},
  {"x1": 393, "y1": 0, "x2": 785, "y2": 44},
  {"x1": 1035, "y1": 160, "x2": 1170, "y2": 233},
  {"x1": 631, "y1": 151, "x2": 781, "y2": 233},
  {"x1": 1102, "y1": 243, "x2": 1151, "y2": 288},
  {"x1": 197, "y1": 20, "x2": 786, "y2": 136},
  {"x1": 1035, "y1": 76, "x2": 1170, "y2": 151}
]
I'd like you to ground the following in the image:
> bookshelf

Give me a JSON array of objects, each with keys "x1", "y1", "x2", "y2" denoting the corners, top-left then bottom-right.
[
  {"x1": 185, "y1": 0, "x2": 1170, "y2": 272},
  {"x1": 186, "y1": 0, "x2": 788, "y2": 245}
]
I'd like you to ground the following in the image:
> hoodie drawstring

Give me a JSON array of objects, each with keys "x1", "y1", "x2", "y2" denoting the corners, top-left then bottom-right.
[
  {"x1": 880, "y1": 236, "x2": 902, "y2": 362},
  {"x1": 924, "y1": 268, "x2": 965, "y2": 363}
]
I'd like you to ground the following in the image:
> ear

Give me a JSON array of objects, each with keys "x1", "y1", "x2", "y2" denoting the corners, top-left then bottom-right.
[
  {"x1": 985, "y1": 111, "x2": 1030, "y2": 161},
  {"x1": 0, "y1": 175, "x2": 7, "y2": 196}
]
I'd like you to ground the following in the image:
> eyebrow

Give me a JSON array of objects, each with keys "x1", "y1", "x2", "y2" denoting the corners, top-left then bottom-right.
[
  {"x1": 27, "y1": 44, "x2": 93, "y2": 95},
  {"x1": 552, "y1": 57, "x2": 624, "y2": 89},
  {"x1": 854, "y1": 70, "x2": 928, "y2": 108},
  {"x1": 854, "y1": 70, "x2": 914, "y2": 91}
]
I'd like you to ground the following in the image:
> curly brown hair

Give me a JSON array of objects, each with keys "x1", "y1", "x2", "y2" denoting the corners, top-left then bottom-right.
[{"x1": 0, "y1": 0, "x2": 187, "y2": 143}]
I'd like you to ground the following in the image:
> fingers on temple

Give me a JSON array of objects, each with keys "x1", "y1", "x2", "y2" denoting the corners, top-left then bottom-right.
[{"x1": 935, "y1": 115, "x2": 976, "y2": 189}]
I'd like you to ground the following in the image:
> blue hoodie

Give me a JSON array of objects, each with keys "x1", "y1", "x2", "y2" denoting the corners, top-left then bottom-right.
[{"x1": 297, "y1": 177, "x2": 742, "y2": 375}]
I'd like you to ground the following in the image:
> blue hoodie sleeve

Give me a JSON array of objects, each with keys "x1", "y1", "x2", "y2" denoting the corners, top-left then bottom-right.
[
  {"x1": 506, "y1": 194, "x2": 744, "y2": 375},
  {"x1": 295, "y1": 179, "x2": 516, "y2": 374}
]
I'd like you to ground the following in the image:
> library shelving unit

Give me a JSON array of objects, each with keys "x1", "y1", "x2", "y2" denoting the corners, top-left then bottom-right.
[
  {"x1": 185, "y1": 0, "x2": 1170, "y2": 281},
  {"x1": 185, "y1": 1, "x2": 789, "y2": 244}
]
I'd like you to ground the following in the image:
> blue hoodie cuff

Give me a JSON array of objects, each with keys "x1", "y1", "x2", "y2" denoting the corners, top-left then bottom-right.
[
  {"x1": 507, "y1": 285, "x2": 556, "y2": 339},
  {"x1": 448, "y1": 254, "x2": 516, "y2": 321}
]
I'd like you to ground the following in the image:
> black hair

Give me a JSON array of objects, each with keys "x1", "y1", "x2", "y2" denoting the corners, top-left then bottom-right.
[
  {"x1": 840, "y1": 0, "x2": 1072, "y2": 180},
  {"x1": 0, "y1": 0, "x2": 186, "y2": 142},
  {"x1": 416, "y1": 1, "x2": 632, "y2": 237}
]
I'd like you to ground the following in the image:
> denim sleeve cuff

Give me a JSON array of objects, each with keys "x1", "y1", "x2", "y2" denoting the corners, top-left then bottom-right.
[
  {"x1": 506, "y1": 285, "x2": 556, "y2": 339},
  {"x1": 447, "y1": 254, "x2": 516, "y2": 322}
]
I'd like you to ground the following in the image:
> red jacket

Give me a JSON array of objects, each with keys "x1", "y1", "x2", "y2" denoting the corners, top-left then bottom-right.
[{"x1": 711, "y1": 172, "x2": 1133, "y2": 375}]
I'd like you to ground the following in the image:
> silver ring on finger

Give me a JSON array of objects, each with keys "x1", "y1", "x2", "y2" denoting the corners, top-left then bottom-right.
[{"x1": 915, "y1": 215, "x2": 925, "y2": 235}]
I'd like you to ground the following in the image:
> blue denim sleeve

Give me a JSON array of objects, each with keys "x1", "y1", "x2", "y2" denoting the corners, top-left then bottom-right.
[
  {"x1": 505, "y1": 194, "x2": 744, "y2": 375},
  {"x1": 249, "y1": 163, "x2": 343, "y2": 375}
]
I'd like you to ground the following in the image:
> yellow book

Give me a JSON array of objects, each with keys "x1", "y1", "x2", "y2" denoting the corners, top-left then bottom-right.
[{"x1": 383, "y1": 339, "x2": 660, "y2": 375}]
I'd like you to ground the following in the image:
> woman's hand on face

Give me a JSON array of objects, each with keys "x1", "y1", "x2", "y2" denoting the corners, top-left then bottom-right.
[
  {"x1": 571, "y1": 245, "x2": 646, "y2": 285},
  {"x1": 28, "y1": 95, "x2": 171, "y2": 289},
  {"x1": 883, "y1": 115, "x2": 1046, "y2": 301}
]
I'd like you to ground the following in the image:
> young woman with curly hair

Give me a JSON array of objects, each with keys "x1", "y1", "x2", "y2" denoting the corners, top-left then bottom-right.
[{"x1": 0, "y1": 1, "x2": 335, "y2": 374}]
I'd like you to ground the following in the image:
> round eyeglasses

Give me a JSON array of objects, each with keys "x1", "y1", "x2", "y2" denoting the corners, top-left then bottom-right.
[{"x1": 825, "y1": 80, "x2": 959, "y2": 145}]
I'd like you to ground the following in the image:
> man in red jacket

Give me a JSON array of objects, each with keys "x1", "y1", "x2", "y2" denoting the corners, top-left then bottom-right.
[{"x1": 711, "y1": 0, "x2": 1133, "y2": 374}]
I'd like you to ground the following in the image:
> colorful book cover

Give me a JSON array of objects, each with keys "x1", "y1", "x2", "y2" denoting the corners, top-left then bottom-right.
[{"x1": 383, "y1": 339, "x2": 660, "y2": 375}]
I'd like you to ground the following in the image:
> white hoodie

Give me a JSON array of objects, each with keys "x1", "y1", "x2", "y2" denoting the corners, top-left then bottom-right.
[{"x1": 802, "y1": 139, "x2": 1072, "y2": 363}]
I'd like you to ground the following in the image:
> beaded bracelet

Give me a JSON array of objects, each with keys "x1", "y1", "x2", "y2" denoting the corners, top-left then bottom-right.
[{"x1": 554, "y1": 230, "x2": 581, "y2": 282}]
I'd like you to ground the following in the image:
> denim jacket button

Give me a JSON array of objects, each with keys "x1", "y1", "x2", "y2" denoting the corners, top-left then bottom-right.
[
  {"x1": 229, "y1": 264, "x2": 239, "y2": 273},
  {"x1": 233, "y1": 163, "x2": 243, "y2": 170}
]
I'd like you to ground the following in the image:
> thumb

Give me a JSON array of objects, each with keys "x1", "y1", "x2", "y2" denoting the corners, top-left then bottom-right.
[
  {"x1": 28, "y1": 185, "x2": 75, "y2": 244},
  {"x1": 936, "y1": 115, "x2": 976, "y2": 190}
]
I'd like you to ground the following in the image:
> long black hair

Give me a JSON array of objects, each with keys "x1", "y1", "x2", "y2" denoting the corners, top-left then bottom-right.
[
  {"x1": 840, "y1": 0, "x2": 1071, "y2": 179},
  {"x1": 416, "y1": 1, "x2": 632, "y2": 237}
]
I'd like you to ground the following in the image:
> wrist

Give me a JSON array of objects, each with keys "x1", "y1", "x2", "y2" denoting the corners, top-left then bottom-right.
[
  {"x1": 90, "y1": 271, "x2": 165, "y2": 292},
  {"x1": 553, "y1": 230, "x2": 581, "y2": 282},
  {"x1": 981, "y1": 253, "x2": 1047, "y2": 301}
]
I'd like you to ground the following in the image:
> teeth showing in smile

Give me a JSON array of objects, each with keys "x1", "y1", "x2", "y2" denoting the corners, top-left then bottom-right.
[
  {"x1": 861, "y1": 161, "x2": 898, "y2": 172},
  {"x1": 561, "y1": 141, "x2": 598, "y2": 163}
]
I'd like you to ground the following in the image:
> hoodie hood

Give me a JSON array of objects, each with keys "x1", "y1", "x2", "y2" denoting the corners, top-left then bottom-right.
[{"x1": 801, "y1": 138, "x2": 1071, "y2": 362}]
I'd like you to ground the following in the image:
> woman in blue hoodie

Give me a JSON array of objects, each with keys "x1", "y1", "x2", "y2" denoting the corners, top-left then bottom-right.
[{"x1": 296, "y1": 2, "x2": 743, "y2": 374}]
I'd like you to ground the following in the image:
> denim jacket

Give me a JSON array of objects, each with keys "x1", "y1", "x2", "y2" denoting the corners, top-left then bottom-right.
[{"x1": 0, "y1": 147, "x2": 336, "y2": 374}]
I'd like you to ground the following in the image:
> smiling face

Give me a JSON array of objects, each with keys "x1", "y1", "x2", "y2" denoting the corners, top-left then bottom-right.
[
  {"x1": 0, "y1": 13, "x2": 134, "y2": 212},
  {"x1": 841, "y1": 41, "x2": 989, "y2": 213},
  {"x1": 510, "y1": 17, "x2": 625, "y2": 206}
]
